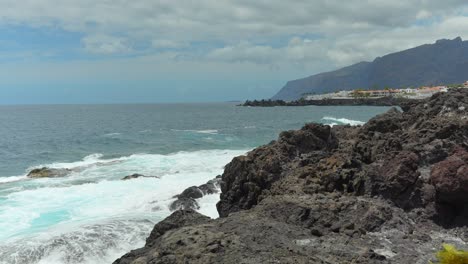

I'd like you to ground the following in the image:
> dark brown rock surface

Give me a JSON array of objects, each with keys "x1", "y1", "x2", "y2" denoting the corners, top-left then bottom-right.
[
  {"x1": 115, "y1": 89, "x2": 468, "y2": 264},
  {"x1": 27, "y1": 167, "x2": 72, "y2": 178}
]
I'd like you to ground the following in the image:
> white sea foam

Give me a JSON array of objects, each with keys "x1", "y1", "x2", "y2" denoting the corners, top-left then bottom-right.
[
  {"x1": 0, "y1": 175, "x2": 28, "y2": 184},
  {"x1": 103, "y1": 133, "x2": 122, "y2": 137},
  {"x1": 172, "y1": 129, "x2": 219, "y2": 134},
  {"x1": 197, "y1": 192, "x2": 221, "y2": 219},
  {"x1": 27, "y1": 153, "x2": 125, "y2": 172},
  {"x1": 321, "y1": 116, "x2": 365, "y2": 126},
  {"x1": 0, "y1": 149, "x2": 247, "y2": 264}
]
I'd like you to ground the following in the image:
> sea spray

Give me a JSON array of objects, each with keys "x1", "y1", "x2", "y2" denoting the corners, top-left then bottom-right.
[{"x1": 0, "y1": 149, "x2": 246, "y2": 264}]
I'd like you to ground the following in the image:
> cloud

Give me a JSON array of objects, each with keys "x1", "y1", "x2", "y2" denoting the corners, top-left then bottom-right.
[
  {"x1": 152, "y1": 39, "x2": 189, "y2": 49},
  {"x1": 82, "y1": 34, "x2": 131, "y2": 54},
  {"x1": 0, "y1": 0, "x2": 467, "y2": 92}
]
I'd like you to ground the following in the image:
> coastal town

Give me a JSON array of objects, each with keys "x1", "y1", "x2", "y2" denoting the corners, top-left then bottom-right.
[
  {"x1": 304, "y1": 81, "x2": 468, "y2": 100},
  {"x1": 241, "y1": 81, "x2": 468, "y2": 107}
]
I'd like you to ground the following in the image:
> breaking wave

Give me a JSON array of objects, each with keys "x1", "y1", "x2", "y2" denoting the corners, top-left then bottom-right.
[
  {"x1": 0, "y1": 149, "x2": 247, "y2": 264},
  {"x1": 321, "y1": 116, "x2": 365, "y2": 126}
]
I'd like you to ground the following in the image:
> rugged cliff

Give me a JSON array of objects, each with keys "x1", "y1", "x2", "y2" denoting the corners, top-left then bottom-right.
[
  {"x1": 272, "y1": 37, "x2": 468, "y2": 100},
  {"x1": 115, "y1": 89, "x2": 467, "y2": 264}
]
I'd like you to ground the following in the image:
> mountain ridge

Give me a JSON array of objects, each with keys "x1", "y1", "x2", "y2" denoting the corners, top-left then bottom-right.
[{"x1": 272, "y1": 37, "x2": 468, "y2": 100}]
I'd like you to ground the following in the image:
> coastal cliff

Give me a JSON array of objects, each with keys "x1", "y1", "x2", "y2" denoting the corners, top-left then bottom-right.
[
  {"x1": 115, "y1": 89, "x2": 467, "y2": 264},
  {"x1": 272, "y1": 37, "x2": 468, "y2": 100}
]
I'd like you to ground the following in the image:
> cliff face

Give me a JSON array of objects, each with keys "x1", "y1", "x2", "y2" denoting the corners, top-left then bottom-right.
[
  {"x1": 272, "y1": 37, "x2": 468, "y2": 100},
  {"x1": 115, "y1": 89, "x2": 467, "y2": 264}
]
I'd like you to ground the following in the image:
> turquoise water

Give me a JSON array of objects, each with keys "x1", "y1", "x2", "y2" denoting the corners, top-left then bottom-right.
[{"x1": 0, "y1": 103, "x2": 390, "y2": 263}]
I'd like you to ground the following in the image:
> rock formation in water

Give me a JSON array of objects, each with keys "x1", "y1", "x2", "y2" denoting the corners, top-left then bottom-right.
[
  {"x1": 27, "y1": 167, "x2": 72, "y2": 178},
  {"x1": 169, "y1": 176, "x2": 221, "y2": 211},
  {"x1": 115, "y1": 89, "x2": 467, "y2": 264},
  {"x1": 121, "y1": 174, "x2": 161, "y2": 180},
  {"x1": 242, "y1": 97, "x2": 416, "y2": 107}
]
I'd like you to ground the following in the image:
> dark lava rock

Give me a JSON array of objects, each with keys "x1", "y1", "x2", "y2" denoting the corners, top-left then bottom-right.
[
  {"x1": 199, "y1": 176, "x2": 221, "y2": 195},
  {"x1": 176, "y1": 186, "x2": 204, "y2": 199},
  {"x1": 217, "y1": 123, "x2": 337, "y2": 217},
  {"x1": 169, "y1": 197, "x2": 200, "y2": 211},
  {"x1": 241, "y1": 97, "x2": 416, "y2": 107},
  {"x1": 116, "y1": 89, "x2": 468, "y2": 264},
  {"x1": 114, "y1": 210, "x2": 211, "y2": 264},
  {"x1": 27, "y1": 167, "x2": 71, "y2": 178},
  {"x1": 430, "y1": 146, "x2": 468, "y2": 204},
  {"x1": 169, "y1": 176, "x2": 222, "y2": 211},
  {"x1": 121, "y1": 174, "x2": 160, "y2": 180}
]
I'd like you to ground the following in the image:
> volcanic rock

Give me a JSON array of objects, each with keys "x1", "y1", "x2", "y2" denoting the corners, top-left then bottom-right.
[
  {"x1": 169, "y1": 176, "x2": 222, "y2": 211},
  {"x1": 116, "y1": 89, "x2": 468, "y2": 264},
  {"x1": 121, "y1": 173, "x2": 160, "y2": 180},
  {"x1": 27, "y1": 167, "x2": 71, "y2": 178}
]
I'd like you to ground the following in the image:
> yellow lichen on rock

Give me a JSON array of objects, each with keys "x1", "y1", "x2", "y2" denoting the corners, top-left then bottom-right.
[{"x1": 431, "y1": 244, "x2": 468, "y2": 264}]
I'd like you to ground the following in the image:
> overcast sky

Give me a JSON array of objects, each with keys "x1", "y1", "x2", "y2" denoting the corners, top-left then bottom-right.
[{"x1": 0, "y1": 0, "x2": 467, "y2": 104}]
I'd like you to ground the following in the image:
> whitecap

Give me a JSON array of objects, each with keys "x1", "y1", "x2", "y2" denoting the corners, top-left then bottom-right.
[
  {"x1": 171, "y1": 129, "x2": 219, "y2": 135},
  {"x1": 321, "y1": 116, "x2": 365, "y2": 126},
  {"x1": 0, "y1": 149, "x2": 248, "y2": 264},
  {"x1": 103, "y1": 133, "x2": 122, "y2": 137},
  {"x1": 0, "y1": 175, "x2": 28, "y2": 184},
  {"x1": 27, "y1": 153, "x2": 126, "y2": 172}
]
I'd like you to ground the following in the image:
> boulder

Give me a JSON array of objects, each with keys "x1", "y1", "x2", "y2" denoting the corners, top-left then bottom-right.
[
  {"x1": 430, "y1": 147, "x2": 468, "y2": 205},
  {"x1": 169, "y1": 176, "x2": 222, "y2": 212},
  {"x1": 121, "y1": 174, "x2": 160, "y2": 180},
  {"x1": 175, "y1": 186, "x2": 204, "y2": 199},
  {"x1": 27, "y1": 167, "x2": 71, "y2": 178}
]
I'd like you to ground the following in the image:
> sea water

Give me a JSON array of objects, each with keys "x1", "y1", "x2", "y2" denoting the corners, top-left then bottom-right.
[{"x1": 0, "y1": 103, "x2": 390, "y2": 263}]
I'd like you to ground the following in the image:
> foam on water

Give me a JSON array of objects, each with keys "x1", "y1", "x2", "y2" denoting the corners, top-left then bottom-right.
[
  {"x1": 172, "y1": 129, "x2": 219, "y2": 134},
  {"x1": 0, "y1": 175, "x2": 28, "y2": 184},
  {"x1": 103, "y1": 133, "x2": 122, "y2": 137},
  {"x1": 321, "y1": 116, "x2": 366, "y2": 126},
  {"x1": 0, "y1": 149, "x2": 246, "y2": 264}
]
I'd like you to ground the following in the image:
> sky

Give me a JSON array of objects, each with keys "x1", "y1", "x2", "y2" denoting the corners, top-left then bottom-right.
[{"x1": 0, "y1": 1, "x2": 468, "y2": 104}]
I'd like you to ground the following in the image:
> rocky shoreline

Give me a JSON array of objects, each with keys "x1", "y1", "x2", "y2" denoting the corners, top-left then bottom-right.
[
  {"x1": 241, "y1": 97, "x2": 417, "y2": 107},
  {"x1": 115, "y1": 89, "x2": 467, "y2": 264}
]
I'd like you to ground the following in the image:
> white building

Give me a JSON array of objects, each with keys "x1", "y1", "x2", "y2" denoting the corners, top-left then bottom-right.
[{"x1": 403, "y1": 88, "x2": 417, "y2": 94}]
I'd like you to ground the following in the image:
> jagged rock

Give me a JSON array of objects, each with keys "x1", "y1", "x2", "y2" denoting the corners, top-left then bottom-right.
[
  {"x1": 121, "y1": 173, "x2": 160, "y2": 180},
  {"x1": 114, "y1": 210, "x2": 211, "y2": 264},
  {"x1": 116, "y1": 89, "x2": 468, "y2": 264},
  {"x1": 27, "y1": 167, "x2": 71, "y2": 178},
  {"x1": 217, "y1": 123, "x2": 337, "y2": 217},
  {"x1": 169, "y1": 176, "x2": 222, "y2": 211},
  {"x1": 176, "y1": 186, "x2": 204, "y2": 199},
  {"x1": 431, "y1": 147, "x2": 468, "y2": 201},
  {"x1": 198, "y1": 176, "x2": 221, "y2": 195},
  {"x1": 169, "y1": 198, "x2": 200, "y2": 211}
]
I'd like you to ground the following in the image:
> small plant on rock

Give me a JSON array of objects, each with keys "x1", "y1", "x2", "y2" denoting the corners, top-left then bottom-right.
[{"x1": 431, "y1": 244, "x2": 468, "y2": 264}]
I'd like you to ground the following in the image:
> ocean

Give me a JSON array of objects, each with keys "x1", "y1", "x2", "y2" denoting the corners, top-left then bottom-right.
[{"x1": 0, "y1": 103, "x2": 390, "y2": 264}]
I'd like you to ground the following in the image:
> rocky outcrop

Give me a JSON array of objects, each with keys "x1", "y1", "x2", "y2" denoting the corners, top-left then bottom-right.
[
  {"x1": 217, "y1": 123, "x2": 338, "y2": 217},
  {"x1": 169, "y1": 176, "x2": 221, "y2": 211},
  {"x1": 116, "y1": 89, "x2": 468, "y2": 264},
  {"x1": 27, "y1": 167, "x2": 71, "y2": 178},
  {"x1": 121, "y1": 174, "x2": 160, "y2": 180},
  {"x1": 241, "y1": 97, "x2": 416, "y2": 106},
  {"x1": 114, "y1": 210, "x2": 212, "y2": 264}
]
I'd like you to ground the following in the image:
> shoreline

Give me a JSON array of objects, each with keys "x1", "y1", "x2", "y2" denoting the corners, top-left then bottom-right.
[
  {"x1": 241, "y1": 96, "x2": 418, "y2": 107},
  {"x1": 115, "y1": 89, "x2": 468, "y2": 264}
]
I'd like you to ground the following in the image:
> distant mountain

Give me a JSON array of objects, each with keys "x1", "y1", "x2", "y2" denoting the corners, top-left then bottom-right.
[{"x1": 272, "y1": 37, "x2": 468, "y2": 100}]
